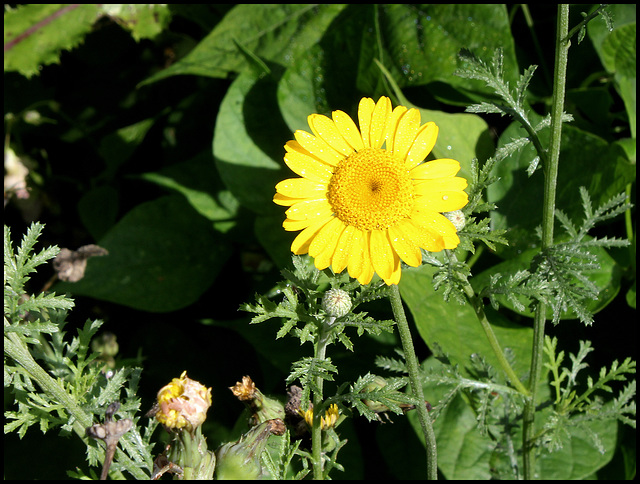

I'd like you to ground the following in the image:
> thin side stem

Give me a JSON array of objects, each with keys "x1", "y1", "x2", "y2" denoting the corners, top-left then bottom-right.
[
  {"x1": 389, "y1": 284, "x2": 437, "y2": 480},
  {"x1": 522, "y1": 4, "x2": 570, "y2": 479},
  {"x1": 460, "y1": 282, "x2": 530, "y2": 397}
]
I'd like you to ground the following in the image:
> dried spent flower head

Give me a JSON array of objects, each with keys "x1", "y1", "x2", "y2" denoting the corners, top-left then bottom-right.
[
  {"x1": 230, "y1": 375, "x2": 285, "y2": 425},
  {"x1": 229, "y1": 375, "x2": 257, "y2": 401},
  {"x1": 155, "y1": 371, "x2": 212, "y2": 432},
  {"x1": 322, "y1": 288, "x2": 352, "y2": 318}
]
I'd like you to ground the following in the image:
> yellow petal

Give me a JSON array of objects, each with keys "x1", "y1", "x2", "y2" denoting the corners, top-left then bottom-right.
[
  {"x1": 346, "y1": 228, "x2": 366, "y2": 280},
  {"x1": 309, "y1": 216, "x2": 342, "y2": 258},
  {"x1": 331, "y1": 224, "x2": 357, "y2": 273},
  {"x1": 412, "y1": 209, "x2": 459, "y2": 239},
  {"x1": 369, "y1": 229, "x2": 396, "y2": 282},
  {"x1": 273, "y1": 192, "x2": 301, "y2": 206},
  {"x1": 385, "y1": 261, "x2": 402, "y2": 285},
  {"x1": 388, "y1": 222, "x2": 422, "y2": 267},
  {"x1": 332, "y1": 110, "x2": 365, "y2": 151},
  {"x1": 411, "y1": 158, "x2": 461, "y2": 179},
  {"x1": 283, "y1": 217, "x2": 315, "y2": 231},
  {"x1": 369, "y1": 96, "x2": 392, "y2": 149},
  {"x1": 311, "y1": 218, "x2": 346, "y2": 270},
  {"x1": 285, "y1": 198, "x2": 332, "y2": 221},
  {"x1": 403, "y1": 219, "x2": 446, "y2": 252},
  {"x1": 291, "y1": 214, "x2": 334, "y2": 255},
  {"x1": 384, "y1": 105, "x2": 408, "y2": 153},
  {"x1": 308, "y1": 114, "x2": 354, "y2": 157},
  {"x1": 405, "y1": 122, "x2": 438, "y2": 169},
  {"x1": 356, "y1": 244, "x2": 375, "y2": 285},
  {"x1": 294, "y1": 130, "x2": 344, "y2": 166},
  {"x1": 356, "y1": 238, "x2": 375, "y2": 285},
  {"x1": 414, "y1": 177, "x2": 468, "y2": 212},
  {"x1": 284, "y1": 149, "x2": 334, "y2": 183},
  {"x1": 392, "y1": 108, "x2": 421, "y2": 160},
  {"x1": 275, "y1": 178, "x2": 327, "y2": 199},
  {"x1": 358, "y1": 97, "x2": 376, "y2": 149}
]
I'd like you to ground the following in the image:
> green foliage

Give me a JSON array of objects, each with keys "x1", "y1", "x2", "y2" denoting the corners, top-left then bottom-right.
[
  {"x1": 481, "y1": 187, "x2": 631, "y2": 325},
  {"x1": 4, "y1": 223, "x2": 152, "y2": 479},
  {"x1": 4, "y1": 4, "x2": 170, "y2": 77},
  {"x1": 331, "y1": 373, "x2": 420, "y2": 423},
  {"x1": 541, "y1": 336, "x2": 636, "y2": 453},
  {"x1": 4, "y1": 4, "x2": 636, "y2": 481}
]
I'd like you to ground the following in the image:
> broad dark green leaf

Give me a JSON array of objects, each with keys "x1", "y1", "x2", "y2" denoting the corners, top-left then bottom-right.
[
  {"x1": 140, "y1": 4, "x2": 346, "y2": 84},
  {"x1": 139, "y1": 152, "x2": 240, "y2": 233},
  {"x1": 364, "y1": 5, "x2": 519, "y2": 93},
  {"x1": 56, "y1": 195, "x2": 231, "y2": 312},
  {"x1": 213, "y1": 71, "x2": 290, "y2": 215},
  {"x1": 587, "y1": 4, "x2": 636, "y2": 137},
  {"x1": 401, "y1": 357, "x2": 616, "y2": 479}
]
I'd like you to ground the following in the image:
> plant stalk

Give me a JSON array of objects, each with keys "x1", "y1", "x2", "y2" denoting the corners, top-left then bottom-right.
[
  {"x1": 460, "y1": 282, "x2": 530, "y2": 397},
  {"x1": 389, "y1": 284, "x2": 438, "y2": 479},
  {"x1": 311, "y1": 317, "x2": 332, "y2": 479},
  {"x1": 522, "y1": 4, "x2": 570, "y2": 479}
]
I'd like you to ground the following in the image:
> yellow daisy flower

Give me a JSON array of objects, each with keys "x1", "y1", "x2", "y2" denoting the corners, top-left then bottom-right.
[{"x1": 274, "y1": 96, "x2": 468, "y2": 285}]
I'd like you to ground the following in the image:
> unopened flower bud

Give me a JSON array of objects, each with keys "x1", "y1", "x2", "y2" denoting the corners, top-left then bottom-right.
[
  {"x1": 361, "y1": 375, "x2": 430, "y2": 417},
  {"x1": 444, "y1": 210, "x2": 466, "y2": 231},
  {"x1": 361, "y1": 375, "x2": 391, "y2": 413},
  {"x1": 215, "y1": 419, "x2": 284, "y2": 480},
  {"x1": 322, "y1": 288, "x2": 352, "y2": 318},
  {"x1": 155, "y1": 371, "x2": 212, "y2": 432}
]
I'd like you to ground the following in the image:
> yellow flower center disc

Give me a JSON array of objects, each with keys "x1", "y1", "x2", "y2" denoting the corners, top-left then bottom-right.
[{"x1": 327, "y1": 148, "x2": 414, "y2": 231}]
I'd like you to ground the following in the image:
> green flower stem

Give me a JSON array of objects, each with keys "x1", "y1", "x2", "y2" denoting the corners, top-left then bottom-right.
[
  {"x1": 389, "y1": 284, "x2": 437, "y2": 480},
  {"x1": 522, "y1": 5, "x2": 569, "y2": 480},
  {"x1": 4, "y1": 326, "x2": 148, "y2": 480},
  {"x1": 311, "y1": 317, "x2": 332, "y2": 480},
  {"x1": 459, "y1": 282, "x2": 530, "y2": 397}
]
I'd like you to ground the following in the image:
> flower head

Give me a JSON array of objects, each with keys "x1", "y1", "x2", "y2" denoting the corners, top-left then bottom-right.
[
  {"x1": 274, "y1": 96, "x2": 468, "y2": 285},
  {"x1": 299, "y1": 403, "x2": 340, "y2": 430},
  {"x1": 155, "y1": 371, "x2": 212, "y2": 432}
]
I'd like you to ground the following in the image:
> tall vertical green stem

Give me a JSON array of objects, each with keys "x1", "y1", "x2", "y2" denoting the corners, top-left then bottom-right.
[
  {"x1": 389, "y1": 284, "x2": 438, "y2": 479},
  {"x1": 311, "y1": 317, "x2": 332, "y2": 479},
  {"x1": 522, "y1": 5, "x2": 570, "y2": 479}
]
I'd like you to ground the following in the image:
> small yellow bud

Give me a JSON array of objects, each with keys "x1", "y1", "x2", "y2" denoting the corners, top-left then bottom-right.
[{"x1": 299, "y1": 403, "x2": 340, "y2": 430}]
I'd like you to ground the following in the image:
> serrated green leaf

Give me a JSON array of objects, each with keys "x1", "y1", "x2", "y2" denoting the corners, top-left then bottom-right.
[
  {"x1": 4, "y1": 4, "x2": 100, "y2": 77},
  {"x1": 487, "y1": 123, "x2": 635, "y2": 256},
  {"x1": 99, "y1": 4, "x2": 171, "y2": 41}
]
